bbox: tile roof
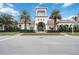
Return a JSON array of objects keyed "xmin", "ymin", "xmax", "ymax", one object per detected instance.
[
  {"xmin": 47, "ymin": 19, "xmax": 54, "ymax": 25},
  {"xmin": 18, "ymin": 19, "xmax": 74, "ymax": 25},
  {"xmin": 18, "ymin": 19, "xmax": 31, "ymax": 24},
  {"xmin": 58, "ymin": 20, "xmax": 74, "ymax": 23}
]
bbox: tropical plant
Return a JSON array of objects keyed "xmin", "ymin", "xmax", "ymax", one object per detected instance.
[
  {"xmin": 72, "ymin": 15, "xmax": 79, "ymax": 31},
  {"xmin": 49, "ymin": 10, "xmax": 62, "ymax": 26},
  {"xmin": 0, "ymin": 13, "xmax": 14, "ymax": 31},
  {"xmin": 20, "ymin": 10, "xmax": 30, "ymax": 30},
  {"xmin": 0, "ymin": 15, "xmax": 3, "ymax": 23},
  {"xmin": 13, "ymin": 20, "xmax": 18, "ymax": 28},
  {"xmin": 72, "ymin": 16, "xmax": 78, "ymax": 22}
]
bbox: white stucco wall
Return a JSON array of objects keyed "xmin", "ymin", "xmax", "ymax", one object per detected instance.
[
  {"xmin": 34, "ymin": 7, "xmax": 48, "ymax": 32},
  {"xmin": 20, "ymin": 24, "xmax": 30, "ymax": 30},
  {"xmin": 2, "ymin": 24, "xmax": 5, "ymax": 31},
  {"xmin": 36, "ymin": 8, "xmax": 47, "ymax": 16},
  {"xmin": 20, "ymin": 24, "xmax": 25, "ymax": 30},
  {"xmin": 27, "ymin": 24, "xmax": 30, "ymax": 30},
  {"xmin": 47, "ymin": 25, "xmax": 54, "ymax": 30},
  {"xmin": 34, "ymin": 16, "xmax": 48, "ymax": 32},
  {"xmin": 0, "ymin": 24, "xmax": 5, "ymax": 31}
]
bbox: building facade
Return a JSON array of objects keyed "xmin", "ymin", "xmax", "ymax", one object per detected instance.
[
  {"xmin": 0, "ymin": 23, "xmax": 5, "ymax": 31},
  {"xmin": 34, "ymin": 7, "xmax": 48, "ymax": 32},
  {"xmin": 18, "ymin": 6, "xmax": 75, "ymax": 32}
]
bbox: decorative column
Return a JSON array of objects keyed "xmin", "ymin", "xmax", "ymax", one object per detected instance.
[
  {"xmin": 46, "ymin": 24, "xmax": 48, "ymax": 32},
  {"xmin": 56, "ymin": 25, "xmax": 58, "ymax": 31},
  {"xmin": 34, "ymin": 24, "xmax": 37, "ymax": 32},
  {"xmin": 21, "ymin": 24, "xmax": 25, "ymax": 30},
  {"xmin": 2, "ymin": 24, "xmax": 5, "ymax": 31}
]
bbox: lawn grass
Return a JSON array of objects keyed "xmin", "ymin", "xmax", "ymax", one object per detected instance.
[
  {"xmin": 21, "ymin": 32, "xmax": 63, "ymax": 36},
  {"xmin": 0, "ymin": 32, "xmax": 63, "ymax": 36},
  {"xmin": 66, "ymin": 32, "xmax": 79, "ymax": 36},
  {"xmin": 0, "ymin": 32, "xmax": 18, "ymax": 36},
  {"xmin": 0, "ymin": 31, "xmax": 79, "ymax": 36}
]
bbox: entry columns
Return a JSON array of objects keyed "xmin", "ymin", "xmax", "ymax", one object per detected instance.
[
  {"xmin": 34, "ymin": 24, "xmax": 37, "ymax": 32},
  {"xmin": 46, "ymin": 24, "xmax": 48, "ymax": 32}
]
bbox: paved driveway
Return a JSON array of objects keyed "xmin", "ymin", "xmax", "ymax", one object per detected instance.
[{"xmin": 0, "ymin": 35, "xmax": 79, "ymax": 55}]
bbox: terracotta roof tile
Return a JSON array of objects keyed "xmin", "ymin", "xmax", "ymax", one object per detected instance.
[
  {"xmin": 47, "ymin": 19, "xmax": 54, "ymax": 25},
  {"xmin": 19, "ymin": 19, "xmax": 31, "ymax": 24},
  {"xmin": 29, "ymin": 21, "xmax": 35, "ymax": 25},
  {"xmin": 58, "ymin": 20, "xmax": 74, "ymax": 23}
]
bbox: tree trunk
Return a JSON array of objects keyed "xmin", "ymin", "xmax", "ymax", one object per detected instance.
[
  {"xmin": 24, "ymin": 19, "xmax": 27, "ymax": 30},
  {"xmin": 54, "ymin": 19, "xmax": 57, "ymax": 30},
  {"xmin": 4, "ymin": 24, "xmax": 7, "ymax": 31}
]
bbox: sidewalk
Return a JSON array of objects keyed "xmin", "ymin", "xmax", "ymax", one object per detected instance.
[{"xmin": 60, "ymin": 33, "xmax": 71, "ymax": 36}]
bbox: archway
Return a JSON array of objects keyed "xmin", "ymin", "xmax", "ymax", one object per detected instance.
[{"xmin": 37, "ymin": 22, "xmax": 45, "ymax": 31}]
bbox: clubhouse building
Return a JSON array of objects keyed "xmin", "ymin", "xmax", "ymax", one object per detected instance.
[{"xmin": 18, "ymin": 6, "xmax": 75, "ymax": 32}]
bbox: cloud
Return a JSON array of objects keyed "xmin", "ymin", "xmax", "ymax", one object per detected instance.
[
  {"xmin": 6, "ymin": 3, "xmax": 14, "ymax": 8},
  {"xmin": 0, "ymin": 3, "xmax": 4, "ymax": 8},
  {"xmin": 68, "ymin": 15, "xmax": 75, "ymax": 19},
  {"xmin": 62, "ymin": 3, "xmax": 73, "ymax": 7},
  {"xmin": 0, "ymin": 7, "xmax": 19, "ymax": 16},
  {"xmin": 62, "ymin": 15, "xmax": 75, "ymax": 20},
  {"xmin": 0, "ymin": 3, "xmax": 19, "ymax": 17}
]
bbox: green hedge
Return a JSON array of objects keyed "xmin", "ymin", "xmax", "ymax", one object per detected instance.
[
  {"xmin": 20, "ymin": 30, "xmax": 35, "ymax": 33},
  {"xmin": 47, "ymin": 30, "xmax": 60, "ymax": 33},
  {"xmin": 3, "ymin": 27, "xmax": 20, "ymax": 32}
]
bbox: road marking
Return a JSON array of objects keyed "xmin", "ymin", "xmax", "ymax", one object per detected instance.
[{"xmin": 0, "ymin": 36, "xmax": 18, "ymax": 42}]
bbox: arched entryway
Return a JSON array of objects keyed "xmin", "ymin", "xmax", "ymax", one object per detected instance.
[{"xmin": 37, "ymin": 22, "xmax": 45, "ymax": 32}]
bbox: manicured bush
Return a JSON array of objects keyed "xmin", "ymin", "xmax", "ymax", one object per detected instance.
[
  {"xmin": 73, "ymin": 25, "xmax": 79, "ymax": 32},
  {"xmin": 20, "ymin": 30, "xmax": 35, "ymax": 33},
  {"xmin": 58, "ymin": 25, "xmax": 72, "ymax": 32},
  {"xmin": 47, "ymin": 30, "xmax": 59, "ymax": 33},
  {"xmin": 3, "ymin": 27, "xmax": 20, "ymax": 32},
  {"xmin": 26, "ymin": 30, "xmax": 35, "ymax": 33}
]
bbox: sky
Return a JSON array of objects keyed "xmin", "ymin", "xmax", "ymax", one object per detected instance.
[{"xmin": 0, "ymin": 3, "xmax": 79, "ymax": 20}]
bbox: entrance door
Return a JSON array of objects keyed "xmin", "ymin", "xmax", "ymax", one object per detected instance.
[{"xmin": 37, "ymin": 22, "xmax": 45, "ymax": 31}]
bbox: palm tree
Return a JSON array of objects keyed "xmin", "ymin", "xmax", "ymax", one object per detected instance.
[
  {"xmin": 0, "ymin": 15, "xmax": 4, "ymax": 30},
  {"xmin": 0, "ymin": 15, "xmax": 4, "ymax": 23},
  {"xmin": 20, "ymin": 10, "xmax": 30, "ymax": 30},
  {"xmin": 72, "ymin": 16, "xmax": 78, "ymax": 22},
  {"xmin": 72, "ymin": 15, "xmax": 79, "ymax": 32},
  {"xmin": 1, "ymin": 13, "xmax": 13, "ymax": 30},
  {"xmin": 49, "ymin": 10, "xmax": 62, "ymax": 28},
  {"xmin": 13, "ymin": 20, "xmax": 18, "ymax": 30}
]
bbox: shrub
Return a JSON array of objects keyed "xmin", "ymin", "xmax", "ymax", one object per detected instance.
[
  {"xmin": 20, "ymin": 30, "xmax": 35, "ymax": 33},
  {"xmin": 3, "ymin": 27, "xmax": 20, "ymax": 32},
  {"xmin": 47, "ymin": 30, "xmax": 59, "ymax": 33}
]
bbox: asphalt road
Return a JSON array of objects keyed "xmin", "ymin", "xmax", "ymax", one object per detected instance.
[{"xmin": 0, "ymin": 35, "xmax": 79, "ymax": 55}]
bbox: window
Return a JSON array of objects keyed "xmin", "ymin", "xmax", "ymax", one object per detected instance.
[
  {"xmin": 37, "ymin": 11, "xmax": 45, "ymax": 13},
  {"xmin": 39, "ymin": 19, "xmax": 42, "ymax": 21},
  {"xmin": 37, "ymin": 11, "xmax": 45, "ymax": 16},
  {"xmin": 38, "ymin": 19, "xmax": 39, "ymax": 21},
  {"xmin": 19, "ymin": 24, "xmax": 21, "ymax": 28}
]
